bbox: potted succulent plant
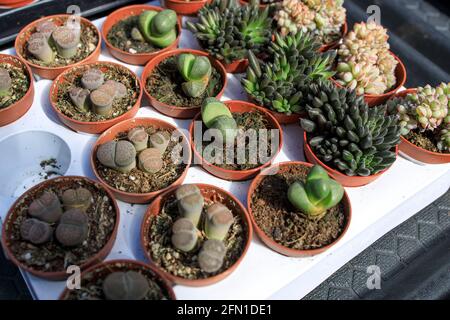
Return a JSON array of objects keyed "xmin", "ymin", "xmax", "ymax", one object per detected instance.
[
  {"xmin": 273, "ymin": 0, "xmax": 347, "ymax": 51},
  {"xmin": 242, "ymin": 32, "xmax": 336, "ymax": 124},
  {"xmin": 239, "ymin": 0, "xmax": 282, "ymax": 9},
  {"xmin": 59, "ymin": 259, "xmax": 176, "ymax": 300},
  {"xmin": 187, "ymin": 0, "xmax": 272, "ymax": 73},
  {"xmin": 332, "ymin": 21, "xmax": 406, "ymax": 106},
  {"xmin": 247, "ymin": 162, "xmax": 351, "ymax": 256},
  {"xmin": 1, "ymin": 176, "xmax": 120, "ymax": 280},
  {"xmin": 0, "ymin": 54, "xmax": 34, "ymax": 127},
  {"xmin": 102, "ymin": 5, "xmax": 182, "ymax": 65},
  {"xmin": 189, "ymin": 99, "xmax": 283, "ymax": 180},
  {"xmin": 91, "ymin": 117, "xmax": 191, "ymax": 204},
  {"xmin": 15, "ymin": 14, "xmax": 101, "ymax": 80},
  {"xmin": 385, "ymin": 84, "xmax": 450, "ymax": 164},
  {"xmin": 142, "ymin": 49, "xmax": 227, "ymax": 119},
  {"xmin": 301, "ymin": 81, "xmax": 401, "ymax": 187},
  {"xmin": 49, "ymin": 61, "xmax": 142, "ymax": 134},
  {"xmin": 164, "ymin": 0, "xmax": 211, "ymax": 15},
  {"xmin": 140, "ymin": 183, "xmax": 252, "ymax": 286}
]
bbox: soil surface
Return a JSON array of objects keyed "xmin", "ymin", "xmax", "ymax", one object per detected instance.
[
  {"xmin": 250, "ymin": 164, "xmax": 347, "ymax": 250},
  {"xmin": 5, "ymin": 179, "xmax": 117, "ymax": 273},
  {"xmin": 0, "ymin": 62, "xmax": 30, "ymax": 109},
  {"xmin": 405, "ymin": 130, "xmax": 447, "ymax": 153},
  {"xmin": 146, "ymin": 56, "xmax": 223, "ymax": 108}
]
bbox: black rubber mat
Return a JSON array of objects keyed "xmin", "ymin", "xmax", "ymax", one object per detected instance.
[{"xmin": 0, "ymin": 247, "xmax": 32, "ymax": 300}]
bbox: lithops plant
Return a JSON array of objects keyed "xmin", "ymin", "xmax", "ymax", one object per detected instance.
[
  {"xmin": 27, "ymin": 33, "xmax": 55, "ymax": 63},
  {"xmin": 28, "ymin": 191, "xmax": 63, "ymax": 223},
  {"xmin": 35, "ymin": 20, "xmax": 57, "ymax": 40},
  {"xmin": 20, "ymin": 218, "xmax": 53, "ymax": 245},
  {"xmin": 176, "ymin": 184, "xmax": 204, "ymax": 226},
  {"xmin": 0, "ymin": 68, "xmax": 11, "ymax": 98},
  {"xmin": 138, "ymin": 148, "xmax": 163, "ymax": 174},
  {"xmin": 62, "ymin": 188, "xmax": 93, "ymax": 212},
  {"xmin": 171, "ymin": 218, "xmax": 198, "ymax": 252},
  {"xmin": 288, "ymin": 165, "xmax": 344, "ymax": 219},
  {"xmin": 137, "ymin": 9, "xmax": 178, "ymax": 48},
  {"xmin": 69, "ymin": 87, "xmax": 90, "ymax": 113},
  {"xmin": 52, "ymin": 26, "xmax": 80, "ymax": 59},
  {"xmin": 55, "ymin": 208, "xmax": 89, "ymax": 247},
  {"xmin": 81, "ymin": 69, "xmax": 105, "ymax": 90},
  {"xmin": 205, "ymin": 203, "xmax": 234, "ymax": 240},
  {"xmin": 198, "ymin": 239, "xmax": 226, "ymax": 273},
  {"xmin": 97, "ymin": 140, "xmax": 137, "ymax": 173},
  {"xmin": 201, "ymin": 98, "xmax": 237, "ymax": 142},
  {"xmin": 177, "ymin": 53, "xmax": 212, "ymax": 98},
  {"xmin": 128, "ymin": 127, "xmax": 149, "ymax": 152},
  {"xmin": 90, "ymin": 89, "xmax": 114, "ymax": 116},
  {"xmin": 102, "ymin": 271, "xmax": 150, "ymax": 300},
  {"xmin": 149, "ymin": 131, "xmax": 171, "ymax": 154}
]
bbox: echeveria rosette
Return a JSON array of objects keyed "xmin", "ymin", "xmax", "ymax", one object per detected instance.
[
  {"xmin": 177, "ymin": 53, "xmax": 212, "ymax": 98},
  {"xmin": 138, "ymin": 9, "xmax": 178, "ymax": 48}
]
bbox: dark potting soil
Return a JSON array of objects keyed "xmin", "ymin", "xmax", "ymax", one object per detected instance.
[
  {"xmin": 250, "ymin": 164, "xmax": 346, "ymax": 250},
  {"xmin": 64, "ymin": 262, "xmax": 172, "ymax": 300},
  {"xmin": 54, "ymin": 63, "xmax": 140, "ymax": 122},
  {"xmin": 0, "ymin": 62, "xmax": 30, "ymax": 109},
  {"xmin": 405, "ymin": 130, "xmax": 448, "ymax": 153},
  {"xmin": 146, "ymin": 56, "xmax": 224, "ymax": 108},
  {"xmin": 145, "ymin": 193, "xmax": 247, "ymax": 280},
  {"xmin": 197, "ymin": 111, "xmax": 277, "ymax": 171},
  {"xmin": 5, "ymin": 179, "xmax": 117, "ymax": 273},
  {"xmin": 95, "ymin": 126, "xmax": 187, "ymax": 194}
]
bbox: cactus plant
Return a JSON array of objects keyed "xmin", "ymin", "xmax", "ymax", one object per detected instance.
[
  {"xmin": 171, "ymin": 218, "xmax": 198, "ymax": 252},
  {"xmin": 300, "ymin": 81, "xmax": 401, "ymax": 176},
  {"xmin": 201, "ymin": 98, "xmax": 237, "ymax": 142},
  {"xmin": 137, "ymin": 10, "xmax": 178, "ymax": 48},
  {"xmin": 81, "ymin": 69, "xmax": 105, "ymax": 90},
  {"xmin": 62, "ymin": 188, "xmax": 93, "ymax": 212},
  {"xmin": 97, "ymin": 140, "xmax": 137, "ymax": 173},
  {"xmin": 69, "ymin": 87, "xmax": 90, "ymax": 113},
  {"xmin": 52, "ymin": 26, "xmax": 80, "ymax": 58},
  {"xmin": 149, "ymin": 131, "xmax": 171, "ymax": 154},
  {"xmin": 0, "ymin": 68, "xmax": 11, "ymax": 98},
  {"xmin": 28, "ymin": 191, "xmax": 62, "ymax": 223},
  {"xmin": 128, "ymin": 127, "xmax": 149, "ymax": 152},
  {"xmin": 102, "ymin": 271, "xmax": 150, "ymax": 300},
  {"xmin": 138, "ymin": 148, "xmax": 163, "ymax": 174},
  {"xmin": 205, "ymin": 203, "xmax": 234, "ymax": 240},
  {"xmin": 177, "ymin": 53, "xmax": 212, "ymax": 98},
  {"xmin": 198, "ymin": 239, "xmax": 226, "ymax": 273},
  {"xmin": 55, "ymin": 208, "xmax": 89, "ymax": 247},
  {"xmin": 287, "ymin": 165, "xmax": 344, "ymax": 218},
  {"xmin": 20, "ymin": 218, "xmax": 53, "ymax": 245},
  {"xmin": 176, "ymin": 185, "xmax": 204, "ymax": 226},
  {"xmin": 27, "ymin": 33, "xmax": 55, "ymax": 63}
]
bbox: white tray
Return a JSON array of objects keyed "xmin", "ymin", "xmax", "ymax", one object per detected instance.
[{"xmin": 0, "ymin": 1, "xmax": 449, "ymax": 300}]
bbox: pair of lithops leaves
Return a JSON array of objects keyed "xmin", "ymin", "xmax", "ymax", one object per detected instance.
[
  {"xmin": 20, "ymin": 188, "xmax": 92, "ymax": 247},
  {"xmin": 102, "ymin": 270, "xmax": 153, "ymax": 300},
  {"xmin": 171, "ymin": 185, "xmax": 234, "ymax": 273},
  {"xmin": 0, "ymin": 68, "xmax": 12, "ymax": 98},
  {"xmin": 130, "ymin": 9, "xmax": 177, "ymax": 48},
  {"xmin": 177, "ymin": 53, "xmax": 212, "ymax": 98},
  {"xmin": 27, "ymin": 19, "xmax": 82, "ymax": 63},
  {"xmin": 201, "ymin": 98, "xmax": 238, "ymax": 142},
  {"xmin": 97, "ymin": 127, "xmax": 171, "ymax": 174},
  {"xmin": 287, "ymin": 165, "xmax": 344, "ymax": 219},
  {"xmin": 69, "ymin": 68, "xmax": 127, "ymax": 116}
]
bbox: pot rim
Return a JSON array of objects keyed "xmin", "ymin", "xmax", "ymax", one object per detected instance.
[{"xmin": 166, "ymin": 0, "xmax": 208, "ymax": 3}]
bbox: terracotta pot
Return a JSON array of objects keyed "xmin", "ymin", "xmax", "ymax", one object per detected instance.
[
  {"xmin": 141, "ymin": 183, "xmax": 252, "ymax": 286},
  {"xmin": 15, "ymin": 15, "xmax": 101, "ymax": 80},
  {"xmin": 393, "ymin": 89, "xmax": 450, "ymax": 164},
  {"xmin": 142, "ymin": 48, "xmax": 227, "ymax": 119},
  {"xmin": 223, "ymin": 58, "xmax": 249, "ymax": 74},
  {"xmin": 189, "ymin": 100, "xmax": 283, "ymax": 181},
  {"xmin": 102, "ymin": 5, "xmax": 182, "ymax": 66},
  {"xmin": 164, "ymin": 0, "xmax": 210, "ymax": 15},
  {"xmin": 0, "ymin": 0, "xmax": 34, "ymax": 7},
  {"xmin": 1, "ymin": 176, "xmax": 120, "ymax": 281},
  {"xmin": 0, "ymin": 54, "xmax": 34, "ymax": 127},
  {"xmin": 91, "ymin": 117, "xmax": 192, "ymax": 204},
  {"xmin": 49, "ymin": 61, "xmax": 143, "ymax": 134},
  {"xmin": 247, "ymin": 161, "xmax": 352, "ymax": 257},
  {"xmin": 303, "ymin": 132, "xmax": 399, "ymax": 187},
  {"xmin": 319, "ymin": 21, "xmax": 348, "ymax": 52},
  {"xmin": 59, "ymin": 259, "xmax": 176, "ymax": 300},
  {"xmin": 332, "ymin": 51, "xmax": 407, "ymax": 107}
]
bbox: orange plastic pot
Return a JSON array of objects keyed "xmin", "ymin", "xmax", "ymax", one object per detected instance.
[
  {"xmin": 1, "ymin": 176, "xmax": 120, "ymax": 281},
  {"xmin": 319, "ymin": 21, "xmax": 348, "ymax": 52},
  {"xmin": 91, "ymin": 117, "xmax": 192, "ymax": 204},
  {"xmin": 247, "ymin": 161, "xmax": 352, "ymax": 257},
  {"xmin": 246, "ymin": 93, "xmax": 304, "ymax": 125},
  {"xmin": 164, "ymin": 0, "xmax": 210, "ymax": 15},
  {"xmin": 141, "ymin": 183, "xmax": 252, "ymax": 286},
  {"xmin": 393, "ymin": 89, "xmax": 450, "ymax": 164},
  {"xmin": 50, "ymin": 61, "xmax": 142, "ymax": 134},
  {"xmin": 142, "ymin": 48, "xmax": 227, "ymax": 119},
  {"xmin": 0, "ymin": 54, "xmax": 34, "ymax": 127},
  {"xmin": 0, "ymin": 0, "xmax": 34, "ymax": 7},
  {"xmin": 189, "ymin": 100, "xmax": 283, "ymax": 181},
  {"xmin": 102, "ymin": 5, "xmax": 182, "ymax": 66},
  {"xmin": 223, "ymin": 58, "xmax": 249, "ymax": 74},
  {"xmin": 15, "ymin": 15, "xmax": 101, "ymax": 80},
  {"xmin": 59, "ymin": 259, "xmax": 176, "ymax": 300},
  {"xmin": 303, "ymin": 132, "xmax": 399, "ymax": 187}
]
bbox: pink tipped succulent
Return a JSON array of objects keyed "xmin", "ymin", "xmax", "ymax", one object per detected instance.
[
  {"xmin": 36, "ymin": 20, "xmax": 57, "ymax": 40},
  {"xmin": 81, "ymin": 69, "xmax": 105, "ymax": 90},
  {"xmin": 20, "ymin": 218, "xmax": 53, "ymax": 245},
  {"xmin": 90, "ymin": 89, "xmax": 114, "ymax": 116},
  {"xmin": 27, "ymin": 32, "xmax": 55, "ymax": 63},
  {"xmin": 138, "ymin": 148, "xmax": 163, "ymax": 174},
  {"xmin": 127, "ymin": 127, "xmax": 149, "ymax": 152},
  {"xmin": 28, "ymin": 191, "xmax": 63, "ymax": 223},
  {"xmin": 52, "ymin": 26, "xmax": 80, "ymax": 58},
  {"xmin": 55, "ymin": 208, "xmax": 89, "ymax": 247}
]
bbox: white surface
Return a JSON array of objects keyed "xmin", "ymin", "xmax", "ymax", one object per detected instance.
[{"xmin": 1, "ymin": 1, "xmax": 449, "ymax": 300}]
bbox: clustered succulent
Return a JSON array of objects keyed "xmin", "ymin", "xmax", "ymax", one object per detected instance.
[
  {"xmin": 301, "ymin": 81, "xmax": 401, "ymax": 176},
  {"xmin": 177, "ymin": 53, "xmax": 212, "ymax": 98},
  {"xmin": 386, "ymin": 83, "xmax": 450, "ymax": 153},
  {"xmin": 242, "ymin": 31, "xmax": 335, "ymax": 114},
  {"xmin": 186, "ymin": 0, "xmax": 272, "ymax": 64},
  {"xmin": 131, "ymin": 9, "xmax": 178, "ymax": 48},
  {"xmin": 102, "ymin": 271, "xmax": 150, "ymax": 300},
  {"xmin": 335, "ymin": 22, "xmax": 398, "ymax": 95},
  {"xmin": 201, "ymin": 98, "xmax": 237, "ymax": 141},
  {"xmin": 274, "ymin": 0, "xmax": 346, "ymax": 45},
  {"xmin": 171, "ymin": 185, "xmax": 234, "ymax": 273}
]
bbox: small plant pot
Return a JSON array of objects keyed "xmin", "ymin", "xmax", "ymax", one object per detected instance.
[
  {"xmin": 319, "ymin": 21, "xmax": 348, "ymax": 52},
  {"xmin": 141, "ymin": 183, "xmax": 252, "ymax": 287},
  {"xmin": 1, "ymin": 176, "xmax": 120, "ymax": 281},
  {"xmin": 102, "ymin": 5, "xmax": 182, "ymax": 66},
  {"xmin": 49, "ymin": 61, "xmax": 143, "ymax": 134},
  {"xmin": 189, "ymin": 100, "xmax": 283, "ymax": 181},
  {"xmin": 247, "ymin": 161, "xmax": 352, "ymax": 257},
  {"xmin": 303, "ymin": 132, "xmax": 398, "ymax": 187},
  {"xmin": 223, "ymin": 58, "xmax": 249, "ymax": 74},
  {"xmin": 91, "ymin": 117, "xmax": 192, "ymax": 204},
  {"xmin": 142, "ymin": 48, "xmax": 227, "ymax": 119},
  {"xmin": 393, "ymin": 89, "xmax": 450, "ymax": 164},
  {"xmin": 0, "ymin": 0, "xmax": 34, "ymax": 8},
  {"xmin": 164, "ymin": 0, "xmax": 210, "ymax": 15},
  {"xmin": 15, "ymin": 15, "xmax": 101, "ymax": 80},
  {"xmin": 59, "ymin": 259, "xmax": 176, "ymax": 300},
  {"xmin": 0, "ymin": 54, "xmax": 34, "ymax": 127}
]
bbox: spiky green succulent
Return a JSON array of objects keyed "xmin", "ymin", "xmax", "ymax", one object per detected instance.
[
  {"xmin": 301, "ymin": 81, "xmax": 401, "ymax": 176},
  {"xmin": 186, "ymin": 0, "xmax": 272, "ymax": 64},
  {"xmin": 241, "ymin": 31, "xmax": 335, "ymax": 114}
]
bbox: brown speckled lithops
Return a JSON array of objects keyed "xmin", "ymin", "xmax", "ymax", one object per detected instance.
[
  {"xmin": 0, "ymin": 68, "xmax": 11, "ymax": 97},
  {"xmin": 171, "ymin": 218, "xmax": 198, "ymax": 252},
  {"xmin": 198, "ymin": 239, "xmax": 226, "ymax": 273},
  {"xmin": 28, "ymin": 191, "xmax": 62, "ymax": 223},
  {"xmin": 69, "ymin": 87, "xmax": 90, "ymax": 113},
  {"xmin": 138, "ymin": 148, "xmax": 163, "ymax": 174},
  {"xmin": 97, "ymin": 140, "xmax": 137, "ymax": 173},
  {"xmin": 102, "ymin": 271, "xmax": 149, "ymax": 300},
  {"xmin": 128, "ymin": 127, "xmax": 149, "ymax": 152},
  {"xmin": 62, "ymin": 188, "xmax": 93, "ymax": 212},
  {"xmin": 20, "ymin": 218, "xmax": 53, "ymax": 245},
  {"xmin": 176, "ymin": 185, "xmax": 204, "ymax": 226},
  {"xmin": 205, "ymin": 203, "xmax": 234, "ymax": 241},
  {"xmin": 27, "ymin": 33, "xmax": 54, "ymax": 63},
  {"xmin": 55, "ymin": 208, "xmax": 88, "ymax": 247},
  {"xmin": 90, "ymin": 89, "xmax": 114, "ymax": 116},
  {"xmin": 81, "ymin": 69, "xmax": 104, "ymax": 90},
  {"xmin": 52, "ymin": 26, "xmax": 79, "ymax": 58},
  {"xmin": 36, "ymin": 20, "xmax": 57, "ymax": 40}
]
